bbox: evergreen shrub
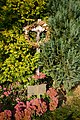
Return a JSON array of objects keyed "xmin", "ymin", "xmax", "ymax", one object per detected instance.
[
  {"xmin": 0, "ymin": 0, "xmax": 48, "ymax": 84},
  {"xmin": 40, "ymin": 0, "xmax": 80, "ymax": 91}
]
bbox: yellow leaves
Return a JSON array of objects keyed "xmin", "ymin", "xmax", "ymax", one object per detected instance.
[
  {"xmin": 0, "ymin": 0, "xmax": 48, "ymax": 84},
  {"xmin": 2, "ymin": 6, "xmax": 8, "ymax": 11},
  {"xmin": 0, "ymin": 41, "xmax": 4, "ymax": 49},
  {"xmin": 2, "ymin": 30, "xmax": 9, "ymax": 37},
  {"xmin": 2, "ymin": 29, "xmax": 15, "ymax": 39}
]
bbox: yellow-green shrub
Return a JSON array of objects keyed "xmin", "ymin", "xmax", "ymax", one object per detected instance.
[{"xmin": 0, "ymin": 0, "xmax": 47, "ymax": 83}]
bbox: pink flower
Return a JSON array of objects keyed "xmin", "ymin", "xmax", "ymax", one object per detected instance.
[
  {"xmin": 29, "ymin": 98, "xmax": 47, "ymax": 115},
  {"xmin": 30, "ymin": 105, "xmax": 36, "ymax": 111},
  {"xmin": 51, "ymin": 96, "xmax": 58, "ymax": 104},
  {"xmin": 30, "ymin": 98, "xmax": 39, "ymax": 106},
  {"xmin": 46, "ymin": 87, "xmax": 58, "ymax": 111},
  {"xmin": 3, "ymin": 92, "xmax": 8, "ymax": 97},
  {"xmin": 7, "ymin": 91, "xmax": 11, "ymax": 95},
  {"xmin": 14, "ymin": 102, "xmax": 26, "ymax": 111},
  {"xmin": 49, "ymin": 96, "xmax": 58, "ymax": 111},
  {"xmin": 15, "ymin": 110, "xmax": 22, "ymax": 120},
  {"xmin": 40, "ymin": 101, "xmax": 47, "ymax": 114},
  {"xmin": 3, "ymin": 88, "xmax": 6, "ymax": 91},
  {"xmin": 4, "ymin": 110, "xmax": 12, "ymax": 117},
  {"xmin": 26, "ymin": 101, "xmax": 30, "ymax": 109},
  {"xmin": 49, "ymin": 99, "xmax": 58, "ymax": 111},
  {"xmin": 46, "ymin": 87, "xmax": 57, "ymax": 98}
]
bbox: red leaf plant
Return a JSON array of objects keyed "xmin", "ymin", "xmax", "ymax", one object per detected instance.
[
  {"xmin": 49, "ymin": 97, "xmax": 58, "ymax": 111},
  {"xmin": 14, "ymin": 102, "xmax": 26, "ymax": 120},
  {"xmin": 0, "ymin": 110, "xmax": 12, "ymax": 120},
  {"xmin": 14, "ymin": 98, "xmax": 47, "ymax": 120},
  {"xmin": 46, "ymin": 87, "xmax": 57, "ymax": 98},
  {"xmin": 29, "ymin": 98, "xmax": 47, "ymax": 116},
  {"xmin": 0, "ymin": 87, "xmax": 58, "ymax": 120},
  {"xmin": 24, "ymin": 108, "xmax": 32, "ymax": 120},
  {"xmin": 46, "ymin": 87, "xmax": 58, "ymax": 111},
  {"xmin": 32, "ymin": 72, "xmax": 46, "ymax": 80}
]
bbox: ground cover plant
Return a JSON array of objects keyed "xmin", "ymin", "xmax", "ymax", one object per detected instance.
[
  {"xmin": 34, "ymin": 88, "xmax": 80, "ymax": 120},
  {"xmin": 0, "ymin": 85, "xmax": 58, "ymax": 120}
]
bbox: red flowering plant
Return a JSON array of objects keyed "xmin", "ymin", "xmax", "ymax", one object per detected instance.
[
  {"xmin": 0, "ymin": 87, "xmax": 58, "ymax": 120},
  {"xmin": 28, "ymin": 98, "xmax": 47, "ymax": 116},
  {"xmin": 31, "ymin": 72, "xmax": 46, "ymax": 85},
  {"xmin": 0, "ymin": 82, "xmax": 27, "ymax": 111},
  {"xmin": 0, "ymin": 110, "xmax": 12, "ymax": 120},
  {"xmin": 14, "ymin": 102, "xmax": 26, "ymax": 120},
  {"xmin": 14, "ymin": 98, "xmax": 47, "ymax": 120},
  {"xmin": 26, "ymin": 87, "xmax": 58, "ymax": 116},
  {"xmin": 32, "ymin": 72, "xmax": 46, "ymax": 80},
  {"xmin": 0, "ymin": 85, "xmax": 14, "ymax": 111},
  {"xmin": 46, "ymin": 87, "xmax": 58, "ymax": 111}
]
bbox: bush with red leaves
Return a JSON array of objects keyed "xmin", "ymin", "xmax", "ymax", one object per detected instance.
[
  {"xmin": 46, "ymin": 87, "xmax": 58, "ymax": 111},
  {"xmin": 32, "ymin": 72, "xmax": 46, "ymax": 80},
  {"xmin": 0, "ymin": 87, "xmax": 58, "ymax": 120}
]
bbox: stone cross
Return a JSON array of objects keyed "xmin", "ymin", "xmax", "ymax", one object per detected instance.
[{"xmin": 23, "ymin": 19, "xmax": 48, "ymax": 76}]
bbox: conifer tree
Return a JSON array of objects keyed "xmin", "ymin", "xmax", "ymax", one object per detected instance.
[{"xmin": 40, "ymin": 0, "xmax": 80, "ymax": 91}]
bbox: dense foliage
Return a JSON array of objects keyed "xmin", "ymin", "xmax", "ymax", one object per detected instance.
[
  {"xmin": 35, "ymin": 96, "xmax": 80, "ymax": 120},
  {"xmin": 0, "ymin": 85, "xmax": 58, "ymax": 120},
  {"xmin": 0, "ymin": 0, "xmax": 48, "ymax": 83},
  {"xmin": 40, "ymin": 0, "xmax": 80, "ymax": 91},
  {"xmin": 0, "ymin": 0, "xmax": 80, "ymax": 119}
]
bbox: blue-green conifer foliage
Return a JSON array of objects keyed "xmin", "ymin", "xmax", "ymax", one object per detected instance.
[{"xmin": 40, "ymin": 0, "xmax": 80, "ymax": 91}]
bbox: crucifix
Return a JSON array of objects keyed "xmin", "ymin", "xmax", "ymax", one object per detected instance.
[
  {"xmin": 23, "ymin": 19, "xmax": 48, "ymax": 76},
  {"xmin": 31, "ymin": 19, "xmax": 46, "ymax": 76},
  {"xmin": 23, "ymin": 19, "xmax": 49, "ymax": 96}
]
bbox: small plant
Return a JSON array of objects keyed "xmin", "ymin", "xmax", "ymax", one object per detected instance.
[
  {"xmin": 32, "ymin": 72, "xmax": 46, "ymax": 81},
  {"xmin": 14, "ymin": 98, "xmax": 47, "ymax": 120},
  {"xmin": 0, "ymin": 110, "xmax": 12, "ymax": 120},
  {"xmin": 0, "ymin": 87, "xmax": 58, "ymax": 120},
  {"xmin": 0, "ymin": 82, "xmax": 27, "ymax": 111},
  {"xmin": 46, "ymin": 87, "xmax": 58, "ymax": 111}
]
